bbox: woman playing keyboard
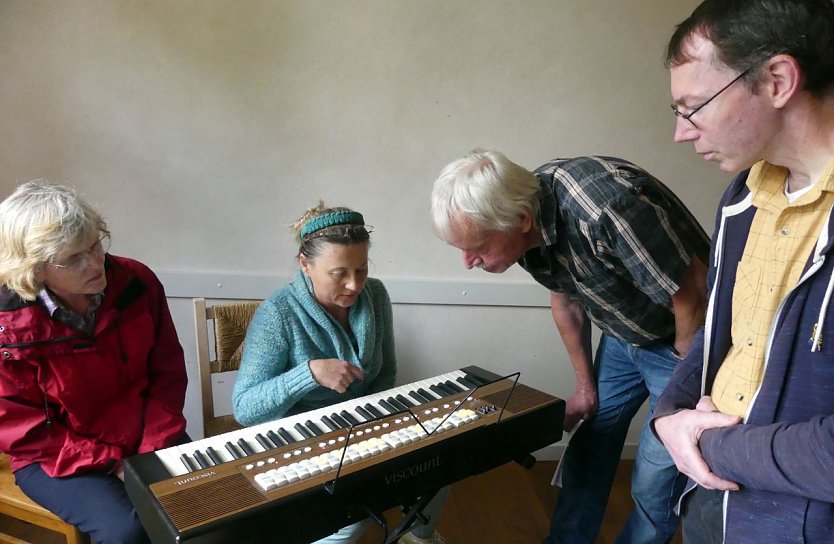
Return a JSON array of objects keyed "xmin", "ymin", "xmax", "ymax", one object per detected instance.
[{"xmin": 233, "ymin": 202, "xmax": 445, "ymax": 544}]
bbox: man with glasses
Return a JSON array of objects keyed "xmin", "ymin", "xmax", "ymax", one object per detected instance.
[
  {"xmin": 653, "ymin": 0, "xmax": 834, "ymax": 542},
  {"xmin": 431, "ymin": 150, "xmax": 710, "ymax": 544}
]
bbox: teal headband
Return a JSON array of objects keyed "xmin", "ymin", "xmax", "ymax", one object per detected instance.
[{"xmin": 300, "ymin": 210, "xmax": 365, "ymax": 239}]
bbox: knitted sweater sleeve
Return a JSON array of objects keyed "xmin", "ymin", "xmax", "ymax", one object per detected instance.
[{"xmin": 232, "ymin": 298, "xmax": 319, "ymax": 426}]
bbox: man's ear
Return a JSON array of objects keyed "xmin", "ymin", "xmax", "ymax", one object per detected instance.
[
  {"xmin": 519, "ymin": 209, "xmax": 534, "ymax": 233},
  {"xmin": 764, "ymin": 54, "xmax": 802, "ymax": 109}
]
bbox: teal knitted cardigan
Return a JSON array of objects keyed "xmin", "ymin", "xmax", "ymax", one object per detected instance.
[{"xmin": 232, "ymin": 269, "xmax": 397, "ymax": 426}]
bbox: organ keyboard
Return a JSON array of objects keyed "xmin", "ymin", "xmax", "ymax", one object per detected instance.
[{"xmin": 125, "ymin": 366, "xmax": 565, "ymax": 544}]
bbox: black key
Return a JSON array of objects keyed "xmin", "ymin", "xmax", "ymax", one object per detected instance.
[
  {"xmin": 340, "ymin": 410, "xmax": 360, "ymax": 426},
  {"xmin": 305, "ymin": 420, "xmax": 325, "ymax": 436},
  {"xmin": 465, "ymin": 374, "xmax": 489, "ymax": 387},
  {"xmin": 237, "ymin": 438, "xmax": 256, "ymax": 456},
  {"xmin": 321, "ymin": 415, "xmax": 340, "ymax": 432},
  {"xmin": 180, "ymin": 453, "xmax": 199, "ymax": 472},
  {"xmin": 224, "ymin": 442, "xmax": 243, "ymax": 460},
  {"xmin": 364, "ymin": 403, "xmax": 384, "ymax": 418},
  {"xmin": 267, "ymin": 430, "xmax": 287, "ymax": 447},
  {"xmin": 331, "ymin": 412, "xmax": 350, "ymax": 428},
  {"xmin": 438, "ymin": 382, "xmax": 458, "ymax": 395},
  {"xmin": 418, "ymin": 388, "xmax": 438, "ymax": 401},
  {"xmin": 294, "ymin": 422, "xmax": 314, "ymax": 440},
  {"xmin": 379, "ymin": 398, "xmax": 399, "ymax": 414},
  {"xmin": 387, "ymin": 396, "xmax": 408, "ymax": 412},
  {"xmin": 277, "ymin": 427, "xmax": 296, "ymax": 444},
  {"xmin": 444, "ymin": 380, "xmax": 465, "ymax": 393},
  {"xmin": 409, "ymin": 390, "xmax": 430, "ymax": 404},
  {"xmin": 255, "ymin": 433, "xmax": 275, "ymax": 450},
  {"xmin": 355, "ymin": 405, "xmax": 374, "ymax": 421},
  {"xmin": 206, "ymin": 446, "xmax": 224, "ymax": 465},
  {"xmin": 395, "ymin": 394, "xmax": 415, "ymax": 408},
  {"xmin": 457, "ymin": 376, "xmax": 479, "ymax": 389},
  {"xmin": 193, "ymin": 450, "xmax": 211, "ymax": 469},
  {"xmin": 431, "ymin": 384, "xmax": 452, "ymax": 397}
]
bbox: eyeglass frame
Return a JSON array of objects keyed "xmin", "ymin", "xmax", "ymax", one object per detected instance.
[
  {"xmin": 47, "ymin": 233, "xmax": 111, "ymax": 272},
  {"xmin": 671, "ymin": 68, "xmax": 751, "ymax": 127}
]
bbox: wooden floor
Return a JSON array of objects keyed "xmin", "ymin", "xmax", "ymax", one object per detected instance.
[
  {"xmin": 356, "ymin": 460, "xmax": 683, "ymax": 544},
  {"xmin": 0, "ymin": 461, "xmax": 682, "ymax": 544}
]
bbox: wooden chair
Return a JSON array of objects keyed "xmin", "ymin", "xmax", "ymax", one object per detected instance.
[
  {"xmin": 193, "ymin": 297, "xmax": 261, "ymax": 438},
  {"xmin": 0, "ymin": 453, "xmax": 90, "ymax": 544}
]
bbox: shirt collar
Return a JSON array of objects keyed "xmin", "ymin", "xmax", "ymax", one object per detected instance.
[
  {"xmin": 536, "ymin": 177, "xmax": 559, "ymax": 248},
  {"xmin": 37, "ymin": 288, "xmax": 104, "ymax": 326},
  {"xmin": 38, "ymin": 288, "xmax": 62, "ymax": 317},
  {"xmin": 748, "ymin": 157, "xmax": 834, "ymax": 210}
]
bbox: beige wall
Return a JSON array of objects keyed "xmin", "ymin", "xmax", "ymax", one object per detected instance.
[{"xmin": 0, "ymin": 0, "xmax": 719, "ymax": 454}]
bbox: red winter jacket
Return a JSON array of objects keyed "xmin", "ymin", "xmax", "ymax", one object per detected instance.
[{"xmin": 0, "ymin": 255, "xmax": 187, "ymax": 477}]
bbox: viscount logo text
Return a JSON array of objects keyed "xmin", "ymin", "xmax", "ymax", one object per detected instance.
[
  {"xmin": 175, "ymin": 471, "xmax": 216, "ymax": 486},
  {"xmin": 384, "ymin": 456, "xmax": 441, "ymax": 485}
]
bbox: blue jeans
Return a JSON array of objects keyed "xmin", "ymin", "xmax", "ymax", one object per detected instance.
[
  {"xmin": 313, "ymin": 486, "xmax": 449, "ymax": 543},
  {"xmin": 311, "ymin": 519, "xmax": 373, "ymax": 544},
  {"xmin": 544, "ymin": 334, "xmax": 685, "ymax": 544}
]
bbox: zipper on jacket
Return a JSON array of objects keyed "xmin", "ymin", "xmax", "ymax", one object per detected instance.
[
  {"xmin": 41, "ymin": 391, "xmax": 51, "ymax": 429},
  {"xmin": 1, "ymin": 334, "xmax": 89, "ymax": 350},
  {"xmin": 702, "ymin": 191, "xmax": 754, "ymax": 395}
]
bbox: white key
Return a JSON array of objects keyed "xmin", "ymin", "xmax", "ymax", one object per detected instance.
[{"xmin": 254, "ymin": 473, "xmax": 277, "ymax": 491}]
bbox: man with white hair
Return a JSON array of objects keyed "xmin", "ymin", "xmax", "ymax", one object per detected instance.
[{"xmin": 431, "ymin": 151, "xmax": 709, "ymax": 544}]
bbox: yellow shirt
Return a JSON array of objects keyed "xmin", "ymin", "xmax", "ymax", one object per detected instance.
[{"xmin": 713, "ymin": 159, "xmax": 834, "ymax": 417}]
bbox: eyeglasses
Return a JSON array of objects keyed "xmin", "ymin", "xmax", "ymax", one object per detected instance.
[
  {"xmin": 302, "ymin": 225, "xmax": 374, "ymax": 242},
  {"xmin": 671, "ymin": 68, "xmax": 750, "ymax": 127},
  {"xmin": 48, "ymin": 234, "xmax": 110, "ymax": 272}
]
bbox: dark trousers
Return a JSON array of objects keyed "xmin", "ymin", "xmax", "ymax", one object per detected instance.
[
  {"xmin": 681, "ymin": 486, "xmax": 724, "ymax": 544},
  {"xmin": 13, "ymin": 434, "xmax": 188, "ymax": 544},
  {"xmin": 14, "ymin": 462, "xmax": 149, "ymax": 544}
]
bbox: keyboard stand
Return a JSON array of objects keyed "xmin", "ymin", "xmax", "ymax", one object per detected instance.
[{"xmin": 379, "ymin": 487, "xmax": 441, "ymax": 544}]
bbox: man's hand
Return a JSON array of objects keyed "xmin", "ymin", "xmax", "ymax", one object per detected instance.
[
  {"xmin": 654, "ymin": 396, "xmax": 741, "ymax": 490},
  {"xmin": 309, "ymin": 359, "xmax": 365, "ymax": 393},
  {"xmin": 564, "ymin": 385, "xmax": 598, "ymax": 431}
]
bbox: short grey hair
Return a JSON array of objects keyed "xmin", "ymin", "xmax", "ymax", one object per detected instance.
[
  {"xmin": 0, "ymin": 180, "xmax": 108, "ymax": 300},
  {"xmin": 430, "ymin": 149, "xmax": 540, "ymax": 241}
]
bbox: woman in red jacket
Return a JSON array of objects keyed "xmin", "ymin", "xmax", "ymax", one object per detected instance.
[{"xmin": 0, "ymin": 181, "xmax": 188, "ymax": 543}]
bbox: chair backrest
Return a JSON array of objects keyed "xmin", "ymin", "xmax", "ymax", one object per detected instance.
[{"xmin": 193, "ymin": 297, "xmax": 261, "ymax": 438}]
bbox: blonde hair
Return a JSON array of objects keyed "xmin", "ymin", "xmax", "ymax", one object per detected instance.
[
  {"xmin": 0, "ymin": 180, "xmax": 108, "ymax": 300},
  {"xmin": 430, "ymin": 149, "xmax": 540, "ymax": 241}
]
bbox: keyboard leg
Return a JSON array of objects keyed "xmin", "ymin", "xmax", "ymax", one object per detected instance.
[
  {"xmin": 383, "ymin": 488, "xmax": 440, "ymax": 544},
  {"xmin": 515, "ymin": 453, "xmax": 537, "ymax": 470}
]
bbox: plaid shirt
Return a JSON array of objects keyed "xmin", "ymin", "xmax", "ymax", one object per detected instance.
[
  {"xmin": 38, "ymin": 288, "xmax": 102, "ymax": 334},
  {"xmin": 519, "ymin": 156, "xmax": 710, "ymax": 345}
]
